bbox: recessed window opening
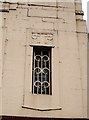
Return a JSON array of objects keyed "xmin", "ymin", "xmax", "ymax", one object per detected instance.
[{"xmin": 32, "ymin": 46, "xmax": 52, "ymax": 95}]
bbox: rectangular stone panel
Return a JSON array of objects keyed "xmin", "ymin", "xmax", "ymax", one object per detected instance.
[{"xmin": 27, "ymin": 6, "xmax": 57, "ymax": 18}]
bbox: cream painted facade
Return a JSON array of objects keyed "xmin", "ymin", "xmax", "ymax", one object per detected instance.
[
  {"xmin": 0, "ymin": 0, "xmax": 88, "ymax": 118},
  {"xmin": 88, "ymin": 34, "xmax": 89, "ymax": 118}
]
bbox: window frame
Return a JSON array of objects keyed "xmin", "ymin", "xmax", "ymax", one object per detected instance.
[{"xmin": 32, "ymin": 46, "xmax": 52, "ymax": 95}]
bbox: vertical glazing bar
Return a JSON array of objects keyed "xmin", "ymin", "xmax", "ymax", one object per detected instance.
[
  {"xmin": 37, "ymin": 60, "xmax": 39, "ymax": 94},
  {"xmin": 44, "ymin": 60, "xmax": 47, "ymax": 94},
  {"xmin": 33, "ymin": 49, "xmax": 35, "ymax": 94},
  {"xmin": 45, "ymin": 73, "xmax": 46, "ymax": 94},
  {"xmin": 37, "ymin": 74, "xmax": 38, "ymax": 94},
  {"xmin": 49, "ymin": 50, "xmax": 50, "ymax": 94},
  {"xmin": 41, "ymin": 51, "xmax": 42, "ymax": 94}
]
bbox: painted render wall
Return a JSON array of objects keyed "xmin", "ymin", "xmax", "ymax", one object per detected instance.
[
  {"xmin": 0, "ymin": 0, "xmax": 88, "ymax": 118},
  {"xmin": 87, "ymin": 33, "xmax": 89, "ymax": 118}
]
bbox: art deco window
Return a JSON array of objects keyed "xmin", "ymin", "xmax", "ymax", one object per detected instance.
[{"xmin": 32, "ymin": 46, "xmax": 52, "ymax": 95}]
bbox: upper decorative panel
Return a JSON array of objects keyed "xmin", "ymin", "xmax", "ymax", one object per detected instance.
[{"xmin": 30, "ymin": 29, "xmax": 54, "ymax": 45}]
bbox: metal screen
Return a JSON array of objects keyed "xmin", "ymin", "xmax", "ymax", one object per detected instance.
[{"xmin": 32, "ymin": 46, "xmax": 51, "ymax": 95}]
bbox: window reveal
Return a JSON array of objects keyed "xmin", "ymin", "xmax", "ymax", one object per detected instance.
[{"xmin": 32, "ymin": 46, "xmax": 52, "ymax": 95}]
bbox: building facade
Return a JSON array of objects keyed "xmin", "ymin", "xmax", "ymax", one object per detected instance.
[
  {"xmin": 0, "ymin": 0, "xmax": 88, "ymax": 119},
  {"xmin": 88, "ymin": 33, "xmax": 89, "ymax": 118},
  {"xmin": 87, "ymin": 1, "xmax": 89, "ymax": 33}
]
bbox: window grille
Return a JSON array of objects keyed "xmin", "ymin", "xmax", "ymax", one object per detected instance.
[{"xmin": 32, "ymin": 46, "xmax": 52, "ymax": 95}]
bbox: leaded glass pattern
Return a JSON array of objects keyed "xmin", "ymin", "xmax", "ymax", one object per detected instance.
[{"xmin": 32, "ymin": 46, "xmax": 52, "ymax": 95}]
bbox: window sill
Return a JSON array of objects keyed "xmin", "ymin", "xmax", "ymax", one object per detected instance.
[{"xmin": 22, "ymin": 105, "xmax": 62, "ymax": 111}]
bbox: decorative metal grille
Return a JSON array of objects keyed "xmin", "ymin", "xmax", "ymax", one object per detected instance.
[{"xmin": 32, "ymin": 47, "xmax": 52, "ymax": 95}]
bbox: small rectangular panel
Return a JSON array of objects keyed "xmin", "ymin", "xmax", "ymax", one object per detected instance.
[
  {"xmin": 28, "ymin": 6, "xmax": 57, "ymax": 18},
  {"xmin": 29, "ymin": 29, "xmax": 54, "ymax": 45}
]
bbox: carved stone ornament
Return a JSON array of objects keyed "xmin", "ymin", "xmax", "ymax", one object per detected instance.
[
  {"xmin": 31, "ymin": 32, "xmax": 40, "ymax": 39},
  {"xmin": 45, "ymin": 34, "xmax": 53, "ymax": 41},
  {"xmin": 31, "ymin": 32, "xmax": 53, "ymax": 41},
  {"xmin": 75, "ymin": 10, "xmax": 84, "ymax": 16}
]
